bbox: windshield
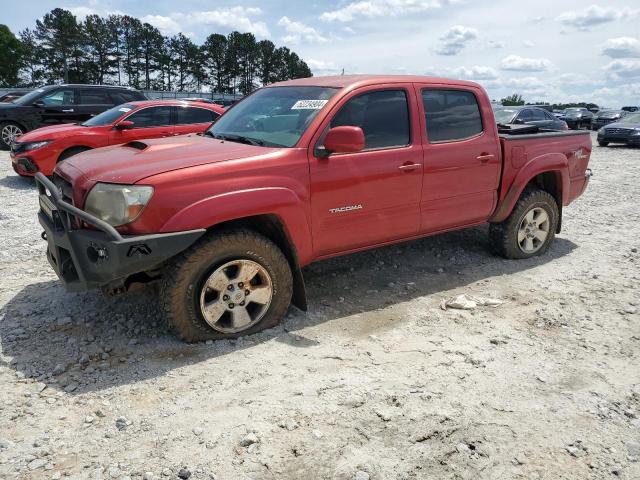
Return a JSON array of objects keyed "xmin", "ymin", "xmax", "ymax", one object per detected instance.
[
  {"xmin": 493, "ymin": 108, "xmax": 518, "ymax": 124},
  {"xmin": 82, "ymin": 104, "xmax": 134, "ymax": 126},
  {"xmin": 207, "ymin": 86, "xmax": 339, "ymax": 147},
  {"xmin": 620, "ymin": 113, "xmax": 640, "ymax": 123},
  {"xmin": 12, "ymin": 88, "xmax": 50, "ymax": 106}
]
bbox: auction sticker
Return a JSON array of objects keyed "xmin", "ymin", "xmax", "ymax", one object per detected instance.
[
  {"xmin": 291, "ymin": 100, "xmax": 328, "ymax": 110},
  {"xmin": 118, "ymin": 107, "xmax": 132, "ymax": 112}
]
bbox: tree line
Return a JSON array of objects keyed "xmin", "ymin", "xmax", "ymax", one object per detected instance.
[
  {"xmin": 500, "ymin": 93, "xmax": 598, "ymax": 110},
  {"xmin": 0, "ymin": 8, "xmax": 312, "ymax": 94}
]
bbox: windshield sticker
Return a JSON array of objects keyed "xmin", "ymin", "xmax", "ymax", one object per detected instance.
[
  {"xmin": 118, "ymin": 107, "xmax": 132, "ymax": 112},
  {"xmin": 291, "ymin": 99, "xmax": 328, "ymax": 110},
  {"xmin": 36, "ymin": 88, "xmax": 45, "ymax": 92}
]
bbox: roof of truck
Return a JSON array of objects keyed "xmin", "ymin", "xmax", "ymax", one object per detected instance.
[{"xmin": 270, "ymin": 74, "xmax": 481, "ymax": 90}]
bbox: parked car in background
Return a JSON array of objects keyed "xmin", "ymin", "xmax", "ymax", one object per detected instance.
[
  {"xmin": 591, "ymin": 110, "xmax": 627, "ymax": 130},
  {"xmin": 34, "ymin": 74, "xmax": 591, "ymax": 341},
  {"xmin": 622, "ymin": 106, "xmax": 639, "ymax": 113},
  {"xmin": 560, "ymin": 108, "xmax": 594, "ymax": 129},
  {"xmin": 552, "ymin": 109, "xmax": 564, "ymax": 118},
  {"xmin": 0, "ymin": 84, "xmax": 146, "ymax": 149},
  {"xmin": 596, "ymin": 112, "xmax": 640, "ymax": 147},
  {"xmin": 494, "ymin": 106, "xmax": 568, "ymax": 130},
  {"xmin": 11, "ymin": 100, "xmax": 224, "ymax": 176},
  {"xmin": 0, "ymin": 90, "xmax": 30, "ymax": 103}
]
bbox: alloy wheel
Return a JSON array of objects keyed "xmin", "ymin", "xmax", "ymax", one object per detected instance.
[{"xmin": 517, "ymin": 207, "xmax": 550, "ymax": 253}]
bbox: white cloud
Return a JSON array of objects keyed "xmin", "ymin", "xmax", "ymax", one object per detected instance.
[
  {"xmin": 164, "ymin": 7, "xmax": 270, "ymax": 38},
  {"xmin": 306, "ymin": 59, "xmax": 342, "ymax": 75},
  {"xmin": 601, "ymin": 37, "xmax": 640, "ymax": 59},
  {"xmin": 453, "ymin": 65, "xmax": 498, "ymax": 80},
  {"xmin": 141, "ymin": 15, "xmax": 183, "ymax": 35},
  {"xmin": 500, "ymin": 55, "xmax": 551, "ymax": 72},
  {"xmin": 488, "ymin": 40, "xmax": 505, "ymax": 49},
  {"xmin": 435, "ymin": 25, "xmax": 478, "ymax": 56},
  {"xmin": 557, "ymin": 5, "xmax": 639, "ymax": 30},
  {"xmin": 278, "ymin": 16, "xmax": 329, "ymax": 44},
  {"xmin": 603, "ymin": 59, "xmax": 640, "ymax": 80},
  {"xmin": 320, "ymin": 0, "xmax": 454, "ymax": 22}
]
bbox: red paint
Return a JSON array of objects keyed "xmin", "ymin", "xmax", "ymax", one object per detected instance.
[
  {"xmin": 10, "ymin": 100, "xmax": 224, "ymax": 176},
  {"xmin": 53, "ymin": 75, "xmax": 591, "ymax": 267}
]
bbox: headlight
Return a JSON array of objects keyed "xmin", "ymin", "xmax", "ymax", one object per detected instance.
[
  {"xmin": 22, "ymin": 140, "xmax": 52, "ymax": 151},
  {"xmin": 84, "ymin": 183, "xmax": 153, "ymax": 227}
]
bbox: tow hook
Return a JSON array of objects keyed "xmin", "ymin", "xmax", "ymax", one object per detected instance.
[
  {"xmin": 41, "ymin": 231, "xmax": 47, "ymax": 241},
  {"xmin": 585, "ymin": 168, "xmax": 593, "ymax": 178}
]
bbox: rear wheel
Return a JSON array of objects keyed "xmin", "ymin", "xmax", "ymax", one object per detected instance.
[
  {"xmin": 489, "ymin": 187, "xmax": 559, "ymax": 259},
  {"xmin": 58, "ymin": 146, "xmax": 91, "ymax": 162},
  {"xmin": 160, "ymin": 230, "xmax": 293, "ymax": 342},
  {"xmin": 0, "ymin": 122, "xmax": 24, "ymax": 149}
]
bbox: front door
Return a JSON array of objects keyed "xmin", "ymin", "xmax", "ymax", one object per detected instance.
[
  {"xmin": 309, "ymin": 86, "xmax": 423, "ymax": 257},
  {"xmin": 418, "ymin": 86, "xmax": 501, "ymax": 232},
  {"xmin": 108, "ymin": 105, "xmax": 174, "ymax": 145},
  {"xmin": 38, "ymin": 88, "xmax": 78, "ymax": 126}
]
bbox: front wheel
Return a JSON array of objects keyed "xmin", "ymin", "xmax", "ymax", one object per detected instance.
[
  {"xmin": 160, "ymin": 230, "xmax": 293, "ymax": 342},
  {"xmin": 0, "ymin": 122, "xmax": 24, "ymax": 149},
  {"xmin": 489, "ymin": 188, "xmax": 559, "ymax": 259},
  {"xmin": 598, "ymin": 140, "xmax": 609, "ymax": 147}
]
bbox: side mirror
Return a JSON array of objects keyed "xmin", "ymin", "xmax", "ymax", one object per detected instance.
[
  {"xmin": 114, "ymin": 120, "xmax": 134, "ymax": 130},
  {"xmin": 514, "ymin": 118, "xmax": 525, "ymax": 124},
  {"xmin": 322, "ymin": 126, "xmax": 365, "ymax": 156}
]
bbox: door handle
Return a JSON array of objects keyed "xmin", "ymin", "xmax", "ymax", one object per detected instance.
[
  {"xmin": 398, "ymin": 163, "xmax": 422, "ymax": 171},
  {"xmin": 476, "ymin": 154, "xmax": 494, "ymax": 163},
  {"xmin": 62, "ymin": 109, "xmax": 74, "ymax": 113}
]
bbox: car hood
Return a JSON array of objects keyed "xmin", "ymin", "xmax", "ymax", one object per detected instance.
[
  {"xmin": 603, "ymin": 121, "xmax": 640, "ymax": 130},
  {"xmin": 58, "ymin": 134, "xmax": 281, "ymax": 184},
  {"xmin": 18, "ymin": 123, "xmax": 87, "ymax": 141}
]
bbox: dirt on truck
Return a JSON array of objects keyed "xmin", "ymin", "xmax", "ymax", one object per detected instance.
[{"xmin": 35, "ymin": 75, "xmax": 592, "ymax": 342}]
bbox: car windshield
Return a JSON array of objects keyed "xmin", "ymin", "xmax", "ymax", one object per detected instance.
[
  {"xmin": 207, "ymin": 86, "xmax": 339, "ymax": 147},
  {"xmin": 11, "ymin": 88, "xmax": 50, "ymax": 105},
  {"xmin": 82, "ymin": 104, "xmax": 134, "ymax": 126},
  {"xmin": 619, "ymin": 113, "xmax": 640, "ymax": 123},
  {"xmin": 493, "ymin": 108, "xmax": 518, "ymax": 124}
]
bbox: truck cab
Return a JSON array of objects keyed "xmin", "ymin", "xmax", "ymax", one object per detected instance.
[{"xmin": 35, "ymin": 75, "xmax": 592, "ymax": 341}]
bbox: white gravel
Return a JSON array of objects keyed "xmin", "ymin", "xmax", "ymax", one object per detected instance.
[{"xmin": 0, "ymin": 133, "xmax": 639, "ymax": 479}]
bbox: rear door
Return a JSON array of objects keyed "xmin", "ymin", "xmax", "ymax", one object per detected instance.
[
  {"xmin": 309, "ymin": 85, "xmax": 423, "ymax": 256},
  {"xmin": 174, "ymin": 105, "xmax": 220, "ymax": 136},
  {"xmin": 38, "ymin": 88, "xmax": 78, "ymax": 126},
  {"xmin": 76, "ymin": 88, "xmax": 116, "ymax": 122},
  {"xmin": 108, "ymin": 105, "xmax": 174, "ymax": 144},
  {"xmin": 418, "ymin": 86, "xmax": 501, "ymax": 232}
]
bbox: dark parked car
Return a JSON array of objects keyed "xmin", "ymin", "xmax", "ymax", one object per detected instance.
[
  {"xmin": 597, "ymin": 113, "xmax": 640, "ymax": 147},
  {"xmin": 622, "ymin": 106, "xmax": 639, "ymax": 112},
  {"xmin": 0, "ymin": 84, "xmax": 146, "ymax": 149},
  {"xmin": 591, "ymin": 109, "xmax": 627, "ymax": 130},
  {"xmin": 0, "ymin": 90, "xmax": 30, "ymax": 103},
  {"xmin": 493, "ymin": 106, "xmax": 568, "ymax": 130},
  {"xmin": 560, "ymin": 107, "xmax": 594, "ymax": 129}
]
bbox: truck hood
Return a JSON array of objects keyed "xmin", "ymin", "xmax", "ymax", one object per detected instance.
[{"xmin": 58, "ymin": 134, "xmax": 280, "ymax": 184}]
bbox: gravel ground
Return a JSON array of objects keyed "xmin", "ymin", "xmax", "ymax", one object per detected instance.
[{"xmin": 0, "ymin": 133, "xmax": 639, "ymax": 480}]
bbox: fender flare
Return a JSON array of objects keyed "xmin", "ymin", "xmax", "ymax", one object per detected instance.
[
  {"xmin": 160, "ymin": 187, "xmax": 314, "ymax": 265},
  {"xmin": 489, "ymin": 152, "xmax": 569, "ymax": 223}
]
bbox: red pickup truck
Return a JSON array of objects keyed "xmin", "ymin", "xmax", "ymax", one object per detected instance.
[{"xmin": 35, "ymin": 75, "xmax": 592, "ymax": 341}]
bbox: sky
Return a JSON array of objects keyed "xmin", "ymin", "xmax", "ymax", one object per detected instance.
[{"xmin": 5, "ymin": 0, "xmax": 640, "ymax": 107}]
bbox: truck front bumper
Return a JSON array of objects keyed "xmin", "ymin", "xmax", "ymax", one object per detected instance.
[{"xmin": 35, "ymin": 173, "xmax": 205, "ymax": 292}]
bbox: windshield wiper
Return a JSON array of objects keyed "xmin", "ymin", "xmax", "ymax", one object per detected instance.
[{"xmin": 210, "ymin": 133, "xmax": 264, "ymax": 146}]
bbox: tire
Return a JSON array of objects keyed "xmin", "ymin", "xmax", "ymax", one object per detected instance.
[
  {"xmin": 160, "ymin": 230, "xmax": 293, "ymax": 342},
  {"xmin": 489, "ymin": 187, "xmax": 559, "ymax": 260},
  {"xmin": 598, "ymin": 140, "xmax": 609, "ymax": 147},
  {"xmin": 58, "ymin": 146, "xmax": 91, "ymax": 162},
  {"xmin": 0, "ymin": 121, "xmax": 24, "ymax": 149}
]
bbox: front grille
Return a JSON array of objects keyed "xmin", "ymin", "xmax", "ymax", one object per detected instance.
[
  {"xmin": 52, "ymin": 174, "xmax": 74, "ymax": 205},
  {"xmin": 604, "ymin": 127, "xmax": 634, "ymax": 136}
]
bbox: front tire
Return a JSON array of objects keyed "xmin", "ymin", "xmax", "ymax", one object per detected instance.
[
  {"xmin": 160, "ymin": 230, "xmax": 293, "ymax": 342},
  {"xmin": 598, "ymin": 140, "xmax": 609, "ymax": 147},
  {"xmin": 489, "ymin": 188, "xmax": 559, "ymax": 259},
  {"xmin": 0, "ymin": 122, "xmax": 24, "ymax": 149}
]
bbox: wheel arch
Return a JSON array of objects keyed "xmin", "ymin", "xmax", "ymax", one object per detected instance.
[{"xmin": 57, "ymin": 145, "xmax": 92, "ymax": 163}]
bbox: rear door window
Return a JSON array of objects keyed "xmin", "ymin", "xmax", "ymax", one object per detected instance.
[
  {"xmin": 176, "ymin": 107, "xmax": 219, "ymax": 124},
  {"xmin": 126, "ymin": 106, "xmax": 173, "ymax": 128},
  {"xmin": 531, "ymin": 109, "xmax": 546, "ymax": 121},
  {"xmin": 330, "ymin": 89, "xmax": 410, "ymax": 150},
  {"xmin": 421, "ymin": 89, "xmax": 483, "ymax": 143},
  {"xmin": 78, "ymin": 89, "xmax": 113, "ymax": 106}
]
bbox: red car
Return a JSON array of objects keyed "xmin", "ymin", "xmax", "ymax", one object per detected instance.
[
  {"xmin": 11, "ymin": 100, "xmax": 225, "ymax": 176},
  {"xmin": 35, "ymin": 75, "xmax": 591, "ymax": 341}
]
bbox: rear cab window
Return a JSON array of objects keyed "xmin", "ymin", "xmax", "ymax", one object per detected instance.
[{"xmin": 421, "ymin": 89, "xmax": 483, "ymax": 143}]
